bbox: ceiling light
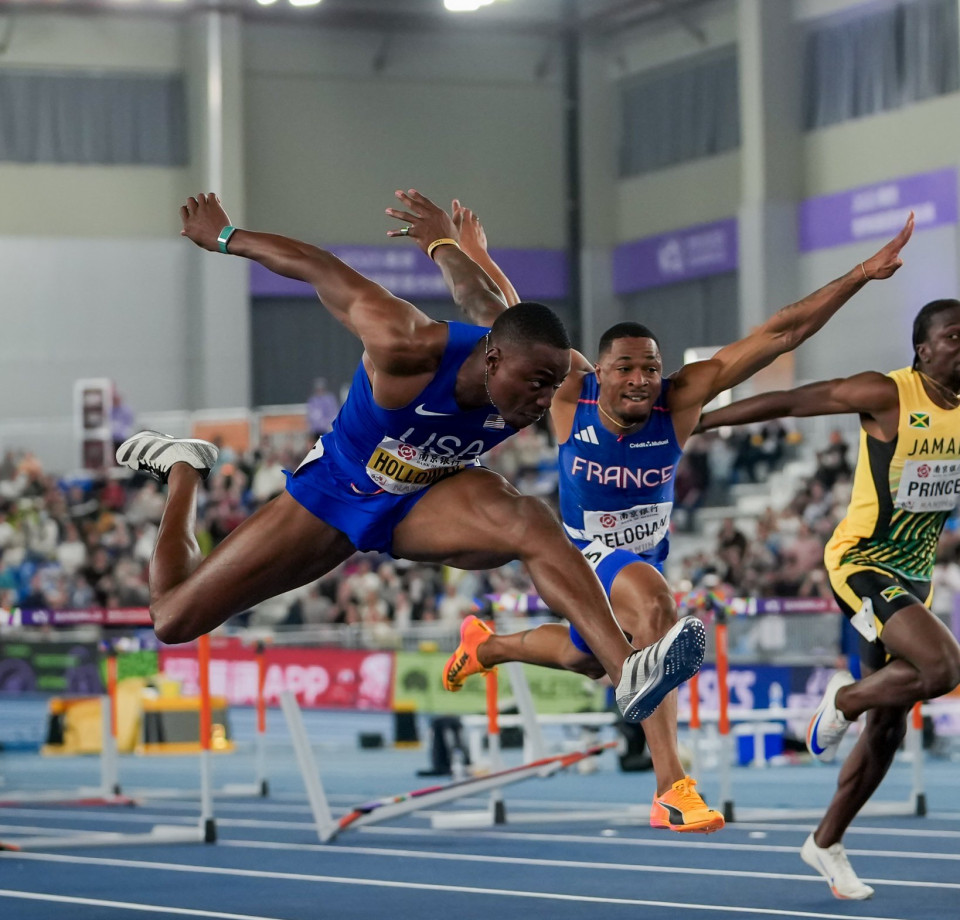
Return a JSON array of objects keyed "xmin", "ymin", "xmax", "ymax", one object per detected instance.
[{"xmin": 445, "ymin": 0, "xmax": 496, "ymax": 11}]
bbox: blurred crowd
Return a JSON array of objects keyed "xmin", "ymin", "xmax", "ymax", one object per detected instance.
[
  {"xmin": 677, "ymin": 429, "xmax": 960, "ymax": 617},
  {"xmin": 3, "ymin": 418, "xmax": 958, "ymax": 632},
  {"xmin": 0, "ymin": 422, "xmax": 558, "ymax": 633}
]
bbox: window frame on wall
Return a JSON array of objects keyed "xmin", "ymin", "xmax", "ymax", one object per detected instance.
[
  {"xmin": 802, "ymin": 0, "xmax": 960, "ymax": 131},
  {"xmin": 617, "ymin": 46, "xmax": 741, "ymax": 179},
  {"xmin": 0, "ymin": 69, "xmax": 188, "ymax": 166}
]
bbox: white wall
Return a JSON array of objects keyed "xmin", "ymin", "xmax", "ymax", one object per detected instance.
[
  {"xmin": 243, "ymin": 23, "xmax": 566, "ymax": 247},
  {"xmin": 796, "ymin": 224, "xmax": 960, "ymax": 381},
  {"xmin": 0, "ymin": 238, "xmax": 191, "ymax": 419}
]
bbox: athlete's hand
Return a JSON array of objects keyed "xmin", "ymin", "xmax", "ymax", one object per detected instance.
[
  {"xmin": 180, "ymin": 193, "xmax": 231, "ymax": 252},
  {"xmin": 385, "ymin": 189, "xmax": 459, "ymax": 254},
  {"xmin": 452, "ymin": 199, "xmax": 488, "ymax": 260},
  {"xmin": 861, "ymin": 211, "xmax": 914, "ymax": 280}
]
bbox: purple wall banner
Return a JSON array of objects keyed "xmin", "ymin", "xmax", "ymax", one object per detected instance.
[
  {"xmin": 613, "ymin": 218, "xmax": 739, "ymax": 294},
  {"xmin": 250, "ymin": 246, "xmax": 568, "ymax": 302},
  {"xmin": 799, "ymin": 167, "xmax": 958, "ymax": 253}
]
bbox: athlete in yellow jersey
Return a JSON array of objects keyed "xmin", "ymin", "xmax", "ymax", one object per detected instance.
[{"xmin": 700, "ymin": 298, "xmax": 960, "ymax": 900}]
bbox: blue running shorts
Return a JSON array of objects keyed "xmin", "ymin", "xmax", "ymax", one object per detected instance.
[
  {"xmin": 568, "ymin": 538, "xmax": 664, "ymax": 654},
  {"xmin": 284, "ymin": 453, "xmax": 434, "ymax": 555}
]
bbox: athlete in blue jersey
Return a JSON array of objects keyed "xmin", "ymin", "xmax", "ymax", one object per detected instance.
[
  {"xmin": 412, "ymin": 198, "xmax": 914, "ymax": 833},
  {"xmin": 116, "ymin": 190, "xmax": 707, "ymax": 726}
]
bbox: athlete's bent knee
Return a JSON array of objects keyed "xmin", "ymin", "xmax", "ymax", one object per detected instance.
[
  {"xmin": 560, "ymin": 647, "xmax": 606, "ymax": 679},
  {"xmin": 506, "ymin": 495, "xmax": 567, "ymax": 554}
]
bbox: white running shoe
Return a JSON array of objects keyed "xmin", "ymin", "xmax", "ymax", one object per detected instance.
[
  {"xmin": 801, "ymin": 833, "xmax": 874, "ymax": 900},
  {"xmin": 616, "ymin": 617, "xmax": 706, "ymax": 723},
  {"xmin": 116, "ymin": 430, "xmax": 218, "ymax": 485},
  {"xmin": 806, "ymin": 669, "xmax": 855, "ymax": 762}
]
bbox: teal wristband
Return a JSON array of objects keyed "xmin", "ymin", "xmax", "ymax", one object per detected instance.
[{"xmin": 217, "ymin": 225, "xmax": 237, "ymax": 254}]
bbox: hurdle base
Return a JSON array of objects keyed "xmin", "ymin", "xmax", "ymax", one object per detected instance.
[
  {"xmin": 722, "ymin": 800, "xmax": 735, "ymax": 823},
  {"xmin": 0, "ymin": 823, "xmax": 211, "ymax": 851}
]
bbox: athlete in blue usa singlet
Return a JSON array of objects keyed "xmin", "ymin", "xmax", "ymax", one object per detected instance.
[{"xmin": 287, "ymin": 322, "xmax": 516, "ymax": 553}]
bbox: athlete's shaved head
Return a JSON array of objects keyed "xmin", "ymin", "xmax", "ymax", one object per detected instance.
[
  {"xmin": 598, "ymin": 322, "xmax": 660, "ymax": 356},
  {"xmin": 912, "ymin": 299, "xmax": 960, "ymax": 368},
  {"xmin": 490, "ymin": 302, "xmax": 570, "ymax": 352}
]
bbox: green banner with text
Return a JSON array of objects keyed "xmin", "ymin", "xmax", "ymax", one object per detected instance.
[{"xmin": 393, "ymin": 651, "xmax": 609, "ymax": 714}]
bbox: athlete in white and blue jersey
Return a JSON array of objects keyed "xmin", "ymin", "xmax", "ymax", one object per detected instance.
[
  {"xmin": 117, "ymin": 189, "xmax": 709, "ymax": 728},
  {"xmin": 431, "ymin": 199, "xmax": 913, "ymax": 833}
]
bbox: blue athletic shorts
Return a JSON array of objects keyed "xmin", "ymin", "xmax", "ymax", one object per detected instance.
[
  {"xmin": 567, "ymin": 538, "xmax": 665, "ymax": 655},
  {"xmin": 284, "ymin": 452, "xmax": 434, "ymax": 554}
]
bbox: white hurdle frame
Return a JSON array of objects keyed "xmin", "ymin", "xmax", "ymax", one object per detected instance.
[
  {"xmin": 278, "ymin": 688, "xmax": 619, "ymax": 843},
  {"xmin": 686, "ymin": 702, "xmax": 936, "ymax": 823},
  {"xmin": 0, "ymin": 636, "xmax": 220, "ymax": 851}
]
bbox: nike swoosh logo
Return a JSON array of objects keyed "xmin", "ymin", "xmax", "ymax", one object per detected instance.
[
  {"xmin": 415, "ymin": 404, "xmax": 452, "ymax": 416},
  {"xmin": 808, "ymin": 712, "xmax": 826, "ymax": 754}
]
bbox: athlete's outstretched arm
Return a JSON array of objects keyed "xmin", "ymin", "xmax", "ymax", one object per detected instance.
[
  {"xmin": 385, "ymin": 189, "xmax": 509, "ymax": 325},
  {"xmin": 180, "ymin": 192, "xmax": 444, "ymax": 375},
  {"xmin": 451, "ymin": 199, "xmax": 521, "ymax": 311},
  {"xmin": 698, "ymin": 371, "xmax": 898, "ymax": 429},
  {"xmin": 670, "ymin": 213, "xmax": 914, "ymax": 415}
]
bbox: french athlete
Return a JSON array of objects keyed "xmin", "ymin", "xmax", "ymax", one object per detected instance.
[
  {"xmin": 116, "ymin": 190, "xmax": 708, "ymax": 727},
  {"xmin": 391, "ymin": 193, "xmax": 915, "ymax": 833},
  {"xmin": 699, "ymin": 298, "xmax": 960, "ymax": 898}
]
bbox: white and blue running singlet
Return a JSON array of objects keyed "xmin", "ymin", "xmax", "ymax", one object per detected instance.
[
  {"xmin": 558, "ymin": 374, "xmax": 681, "ymax": 652},
  {"xmin": 285, "ymin": 322, "xmax": 516, "ymax": 554}
]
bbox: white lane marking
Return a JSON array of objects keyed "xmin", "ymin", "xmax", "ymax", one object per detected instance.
[
  {"xmin": 0, "ymin": 853, "xmax": 921, "ymax": 920},
  {"xmin": 220, "ymin": 838, "xmax": 960, "ymax": 889},
  {"xmin": 0, "ymin": 889, "xmax": 284, "ymax": 919},
  {"xmin": 358, "ymin": 824, "xmax": 960, "ymax": 860}
]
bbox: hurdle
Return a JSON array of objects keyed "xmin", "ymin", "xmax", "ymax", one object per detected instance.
[
  {"xmin": 690, "ymin": 593, "xmax": 940, "ymax": 823},
  {"xmin": 0, "ymin": 632, "xmax": 218, "ymax": 851},
  {"xmin": 113, "ymin": 635, "xmax": 269, "ymax": 803},
  {"xmin": 279, "ymin": 681, "xmax": 619, "ymax": 843}
]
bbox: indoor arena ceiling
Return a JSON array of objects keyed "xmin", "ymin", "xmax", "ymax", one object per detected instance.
[{"xmin": 0, "ymin": 0, "xmax": 724, "ymax": 37}]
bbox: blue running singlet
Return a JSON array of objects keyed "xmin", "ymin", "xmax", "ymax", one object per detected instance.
[
  {"xmin": 285, "ymin": 322, "xmax": 516, "ymax": 554},
  {"xmin": 558, "ymin": 374, "xmax": 681, "ymax": 653}
]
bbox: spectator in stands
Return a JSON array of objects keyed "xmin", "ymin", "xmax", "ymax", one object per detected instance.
[
  {"xmin": 250, "ymin": 449, "xmax": 287, "ymax": 504},
  {"xmin": 110, "ymin": 388, "xmax": 136, "ymax": 455},
  {"xmin": 306, "ymin": 377, "xmax": 339, "ymax": 439},
  {"xmin": 674, "ymin": 434, "xmax": 711, "ymax": 532},
  {"xmin": 814, "ymin": 429, "xmax": 853, "ymax": 492},
  {"xmin": 437, "ymin": 581, "xmax": 477, "ymax": 624}
]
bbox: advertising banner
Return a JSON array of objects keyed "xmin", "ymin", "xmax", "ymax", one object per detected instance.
[
  {"xmin": 393, "ymin": 651, "xmax": 608, "ymax": 715},
  {"xmin": 158, "ymin": 642, "xmax": 395, "ymax": 711},
  {"xmin": 613, "ymin": 218, "xmax": 738, "ymax": 294},
  {"xmin": 799, "ymin": 167, "xmax": 957, "ymax": 252},
  {"xmin": 251, "ymin": 246, "xmax": 567, "ymax": 302}
]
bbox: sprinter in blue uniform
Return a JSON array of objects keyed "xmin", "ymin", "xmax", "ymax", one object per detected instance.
[
  {"xmin": 116, "ymin": 189, "xmax": 709, "ymax": 727},
  {"xmin": 414, "ymin": 198, "xmax": 914, "ymax": 832}
]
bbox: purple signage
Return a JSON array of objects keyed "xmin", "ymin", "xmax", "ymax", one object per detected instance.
[
  {"xmin": 613, "ymin": 218, "xmax": 739, "ymax": 294},
  {"xmin": 250, "ymin": 246, "xmax": 568, "ymax": 302},
  {"xmin": 799, "ymin": 167, "xmax": 958, "ymax": 252}
]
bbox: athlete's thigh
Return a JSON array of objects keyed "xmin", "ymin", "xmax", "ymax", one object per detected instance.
[
  {"xmin": 392, "ymin": 467, "xmax": 558, "ymax": 568},
  {"xmin": 609, "ymin": 558, "xmax": 675, "ymax": 645},
  {"xmin": 162, "ymin": 492, "xmax": 357, "ymax": 625},
  {"xmin": 830, "ymin": 563, "xmax": 957, "ymax": 669}
]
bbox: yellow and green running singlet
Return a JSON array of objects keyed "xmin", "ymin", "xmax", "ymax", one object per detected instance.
[{"xmin": 825, "ymin": 367, "xmax": 960, "ymax": 582}]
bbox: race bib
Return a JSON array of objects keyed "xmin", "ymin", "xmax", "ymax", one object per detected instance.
[
  {"xmin": 365, "ymin": 437, "xmax": 466, "ymax": 495},
  {"xmin": 895, "ymin": 459, "xmax": 960, "ymax": 512},
  {"xmin": 580, "ymin": 502, "xmax": 673, "ymax": 554}
]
